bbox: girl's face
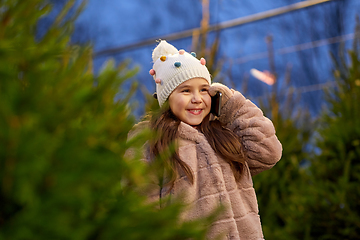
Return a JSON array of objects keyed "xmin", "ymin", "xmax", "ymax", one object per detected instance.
[{"xmin": 168, "ymin": 78, "xmax": 211, "ymax": 127}]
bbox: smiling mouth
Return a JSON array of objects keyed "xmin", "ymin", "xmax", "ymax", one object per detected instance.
[{"xmin": 188, "ymin": 109, "xmax": 202, "ymax": 115}]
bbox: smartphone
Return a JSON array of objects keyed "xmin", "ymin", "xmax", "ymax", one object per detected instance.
[{"xmin": 211, "ymin": 92, "xmax": 222, "ymax": 117}]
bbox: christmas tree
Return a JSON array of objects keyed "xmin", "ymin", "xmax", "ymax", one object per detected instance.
[{"xmin": 0, "ymin": 1, "xmax": 212, "ymax": 239}]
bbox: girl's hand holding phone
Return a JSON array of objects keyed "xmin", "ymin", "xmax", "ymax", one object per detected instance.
[{"xmin": 208, "ymin": 83, "xmax": 234, "ymax": 108}]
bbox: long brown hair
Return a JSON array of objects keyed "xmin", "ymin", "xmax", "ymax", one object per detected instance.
[{"xmin": 147, "ymin": 105, "xmax": 245, "ymax": 190}]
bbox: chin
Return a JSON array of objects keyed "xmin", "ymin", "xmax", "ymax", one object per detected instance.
[
  {"xmin": 183, "ymin": 114, "xmax": 209, "ymax": 126},
  {"xmin": 185, "ymin": 119, "xmax": 203, "ymax": 126}
]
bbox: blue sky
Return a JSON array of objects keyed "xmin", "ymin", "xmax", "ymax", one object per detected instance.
[{"xmin": 64, "ymin": 0, "xmax": 360, "ymax": 117}]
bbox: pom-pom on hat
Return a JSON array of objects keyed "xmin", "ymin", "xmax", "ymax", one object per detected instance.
[{"xmin": 150, "ymin": 40, "xmax": 211, "ymax": 107}]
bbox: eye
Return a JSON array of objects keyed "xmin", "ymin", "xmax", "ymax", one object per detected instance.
[
  {"xmin": 181, "ymin": 89, "xmax": 190, "ymax": 93},
  {"xmin": 200, "ymin": 88, "xmax": 209, "ymax": 92}
]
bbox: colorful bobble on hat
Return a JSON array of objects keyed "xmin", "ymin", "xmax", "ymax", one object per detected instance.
[
  {"xmin": 155, "ymin": 78, "xmax": 162, "ymax": 84},
  {"xmin": 174, "ymin": 62, "xmax": 181, "ymax": 67},
  {"xmin": 179, "ymin": 49, "xmax": 185, "ymax": 55},
  {"xmin": 149, "ymin": 69, "xmax": 155, "ymax": 76},
  {"xmin": 200, "ymin": 58, "xmax": 206, "ymax": 65},
  {"xmin": 191, "ymin": 52, "xmax": 196, "ymax": 57},
  {"xmin": 160, "ymin": 56, "xmax": 166, "ymax": 61}
]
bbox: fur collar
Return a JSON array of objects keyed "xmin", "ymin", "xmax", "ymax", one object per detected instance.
[{"xmin": 177, "ymin": 121, "xmax": 207, "ymax": 143}]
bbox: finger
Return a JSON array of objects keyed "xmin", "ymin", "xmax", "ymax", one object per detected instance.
[
  {"xmin": 208, "ymin": 88, "xmax": 218, "ymax": 97},
  {"xmin": 208, "ymin": 83, "xmax": 224, "ymax": 96}
]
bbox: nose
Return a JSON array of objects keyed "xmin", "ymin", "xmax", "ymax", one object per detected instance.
[{"xmin": 191, "ymin": 92, "xmax": 202, "ymax": 103}]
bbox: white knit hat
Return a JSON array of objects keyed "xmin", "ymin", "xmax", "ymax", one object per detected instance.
[{"xmin": 149, "ymin": 40, "xmax": 211, "ymax": 106}]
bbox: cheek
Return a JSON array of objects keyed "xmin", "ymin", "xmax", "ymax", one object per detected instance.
[
  {"xmin": 169, "ymin": 94, "xmax": 187, "ymax": 113},
  {"xmin": 203, "ymin": 94, "xmax": 212, "ymax": 108}
]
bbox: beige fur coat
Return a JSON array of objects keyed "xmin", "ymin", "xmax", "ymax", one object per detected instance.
[{"xmin": 130, "ymin": 90, "xmax": 282, "ymax": 239}]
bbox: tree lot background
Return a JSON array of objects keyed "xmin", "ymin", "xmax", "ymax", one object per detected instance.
[{"xmin": 0, "ymin": 1, "xmax": 359, "ymax": 239}]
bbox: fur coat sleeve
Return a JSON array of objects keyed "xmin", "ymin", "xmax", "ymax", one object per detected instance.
[{"xmin": 217, "ymin": 90, "xmax": 282, "ymax": 176}]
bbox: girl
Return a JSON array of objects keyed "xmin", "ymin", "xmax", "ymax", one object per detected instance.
[{"xmin": 130, "ymin": 40, "xmax": 282, "ymax": 239}]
